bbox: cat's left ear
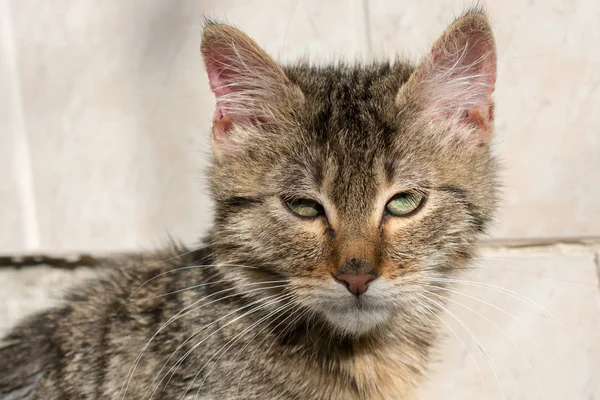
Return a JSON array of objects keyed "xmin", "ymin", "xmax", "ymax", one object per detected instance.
[
  {"xmin": 398, "ymin": 11, "xmax": 497, "ymax": 145},
  {"xmin": 201, "ymin": 22, "xmax": 303, "ymax": 152}
]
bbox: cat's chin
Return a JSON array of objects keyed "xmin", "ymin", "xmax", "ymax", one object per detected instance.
[{"xmin": 321, "ymin": 307, "xmax": 391, "ymax": 336}]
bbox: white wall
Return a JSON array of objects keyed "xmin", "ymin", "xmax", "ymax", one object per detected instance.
[{"xmin": 1, "ymin": 0, "xmax": 599, "ymax": 253}]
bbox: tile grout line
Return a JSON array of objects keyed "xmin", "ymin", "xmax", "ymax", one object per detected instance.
[
  {"xmin": 1, "ymin": 237, "xmax": 600, "ymax": 270},
  {"xmin": 594, "ymin": 252, "xmax": 600, "ymax": 293},
  {"xmin": 480, "ymin": 236, "xmax": 600, "ymax": 254},
  {"xmin": 0, "ymin": 0, "xmax": 41, "ymax": 251}
]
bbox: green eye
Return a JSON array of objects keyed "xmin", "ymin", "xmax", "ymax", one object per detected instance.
[
  {"xmin": 285, "ymin": 198, "xmax": 323, "ymax": 219},
  {"xmin": 385, "ymin": 192, "xmax": 425, "ymax": 216}
]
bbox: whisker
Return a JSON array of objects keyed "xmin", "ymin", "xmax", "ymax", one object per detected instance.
[
  {"xmin": 166, "ymin": 294, "xmax": 294, "ymax": 398},
  {"xmin": 196, "ymin": 303, "xmax": 298, "ymax": 398},
  {"xmin": 428, "ymin": 277, "xmax": 563, "ymax": 325},
  {"xmin": 133, "ymin": 279, "xmax": 290, "ymax": 304},
  {"xmin": 144, "ymin": 291, "xmax": 293, "ymax": 400},
  {"xmin": 412, "ymin": 297, "xmax": 489, "ymax": 400},
  {"xmin": 411, "ymin": 303, "xmax": 438, "ymax": 336},
  {"xmin": 417, "ymin": 293, "xmax": 506, "ymax": 400},
  {"xmin": 155, "ymin": 244, "xmax": 212, "ymax": 263},
  {"xmin": 425, "ymin": 284, "xmax": 531, "ymax": 330},
  {"xmin": 234, "ymin": 306, "xmax": 309, "ymax": 397},
  {"xmin": 186, "ymin": 299, "xmax": 297, "ymax": 400},
  {"xmin": 120, "ymin": 282, "xmax": 289, "ymax": 400},
  {"xmin": 119, "ymin": 262, "xmax": 263, "ymax": 311},
  {"xmin": 426, "ymin": 281, "xmax": 580, "ymax": 396},
  {"xmin": 423, "ymin": 289, "xmax": 547, "ymax": 400},
  {"xmin": 467, "ymin": 257, "xmax": 598, "ymax": 289}
]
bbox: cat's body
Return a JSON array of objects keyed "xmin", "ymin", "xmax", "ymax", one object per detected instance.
[
  {"xmin": 1, "ymin": 10, "xmax": 498, "ymax": 400},
  {"xmin": 1, "ymin": 246, "xmax": 428, "ymax": 400}
]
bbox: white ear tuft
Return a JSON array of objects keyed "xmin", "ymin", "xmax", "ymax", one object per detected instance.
[
  {"xmin": 399, "ymin": 12, "xmax": 497, "ymax": 144},
  {"xmin": 200, "ymin": 23, "xmax": 300, "ymax": 149}
]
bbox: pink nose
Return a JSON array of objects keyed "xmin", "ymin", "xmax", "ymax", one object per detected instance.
[{"xmin": 334, "ymin": 273, "xmax": 377, "ymax": 295}]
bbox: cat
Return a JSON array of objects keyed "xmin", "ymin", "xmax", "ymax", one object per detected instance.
[{"xmin": 0, "ymin": 8, "xmax": 498, "ymax": 400}]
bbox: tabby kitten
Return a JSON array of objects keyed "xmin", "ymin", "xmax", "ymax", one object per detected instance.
[{"xmin": 0, "ymin": 9, "xmax": 498, "ymax": 400}]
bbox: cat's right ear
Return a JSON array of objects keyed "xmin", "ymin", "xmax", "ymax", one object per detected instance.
[
  {"xmin": 397, "ymin": 11, "xmax": 497, "ymax": 146},
  {"xmin": 201, "ymin": 22, "xmax": 302, "ymax": 153}
]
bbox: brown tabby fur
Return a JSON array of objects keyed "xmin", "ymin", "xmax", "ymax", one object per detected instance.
[{"xmin": 0, "ymin": 9, "xmax": 498, "ymax": 400}]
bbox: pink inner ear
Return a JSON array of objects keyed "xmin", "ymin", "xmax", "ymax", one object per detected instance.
[
  {"xmin": 424, "ymin": 32, "xmax": 497, "ymax": 134},
  {"xmin": 204, "ymin": 54, "xmax": 253, "ymax": 137},
  {"xmin": 211, "ymin": 105, "xmax": 233, "ymax": 139},
  {"xmin": 206, "ymin": 66, "xmax": 232, "ymax": 131},
  {"xmin": 201, "ymin": 24, "xmax": 295, "ymax": 153},
  {"xmin": 207, "ymin": 68, "xmax": 229, "ymax": 100},
  {"xmin": 205, "ymin": 57, "xmax": 237, "ymax": 112}
]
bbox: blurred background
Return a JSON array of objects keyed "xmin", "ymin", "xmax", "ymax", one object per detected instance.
[{"xmin": 1, "ymin": 0, "xmax": 599, "ymax": 399}]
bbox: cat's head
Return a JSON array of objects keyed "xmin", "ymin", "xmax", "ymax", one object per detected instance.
[{"xmin": 201, "ymin": 11, "xmax": 498, "ymax": 336}]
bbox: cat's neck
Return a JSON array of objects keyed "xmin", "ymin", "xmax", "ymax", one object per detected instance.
[{"xmin": 272, "ymin": 309, "xmax": 431, "ymax": 399}]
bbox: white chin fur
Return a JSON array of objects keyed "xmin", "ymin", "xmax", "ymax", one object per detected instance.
[{"xmin": 322, "ymin": 307, "xmax": 390, "ymax": 336}]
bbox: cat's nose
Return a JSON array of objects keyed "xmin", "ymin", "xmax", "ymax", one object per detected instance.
[
  {"xmin": 333, "ymin": 258, "xmax": 379, "ymax": 296},
  {"xmin": 334, "ymin": 273, "xmax": 377, "ymax": 295}
]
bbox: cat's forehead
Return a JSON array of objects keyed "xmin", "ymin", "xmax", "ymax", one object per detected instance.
[
  {"xmin": 285, "ymin": 63, "xmax": 413, "ymax": 137},
  {"xmin": 279, "ymin": 63, "xmax": 424, "ymax": 209},
  {"xmin": 286, "ymin": 63, "xmax": 419, "ymax": 155}
]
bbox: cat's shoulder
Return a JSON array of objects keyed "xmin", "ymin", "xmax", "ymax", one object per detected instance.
[
  {"xmin": 63, "ymin": 243, "xmax": 211, "ymax": 315},
  {"xmin": 0, "ymin": 244, "xmax": 210, "ymax": 399}
]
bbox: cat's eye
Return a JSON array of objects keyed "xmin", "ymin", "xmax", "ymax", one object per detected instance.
[
  {"xmin": 285, "ymin": 198, "xmax": 323, "ymax": 219},
  {"xmin": 385, "ymin": 192, "xmax": 425, "ymax": 217}
]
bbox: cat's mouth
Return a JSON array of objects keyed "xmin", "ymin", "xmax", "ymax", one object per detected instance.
[
  {"xmin": 321, "ymin": 302, "xmax": 391, "ymax": 336},
  {"xmin": 314, "ymin": 279, "xmax": 394, "ymax": 336}
]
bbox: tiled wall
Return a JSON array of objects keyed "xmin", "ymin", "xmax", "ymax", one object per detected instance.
[{"xmin": 1, "ymin": 0, "xmax": 599, "ymax": 253}]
